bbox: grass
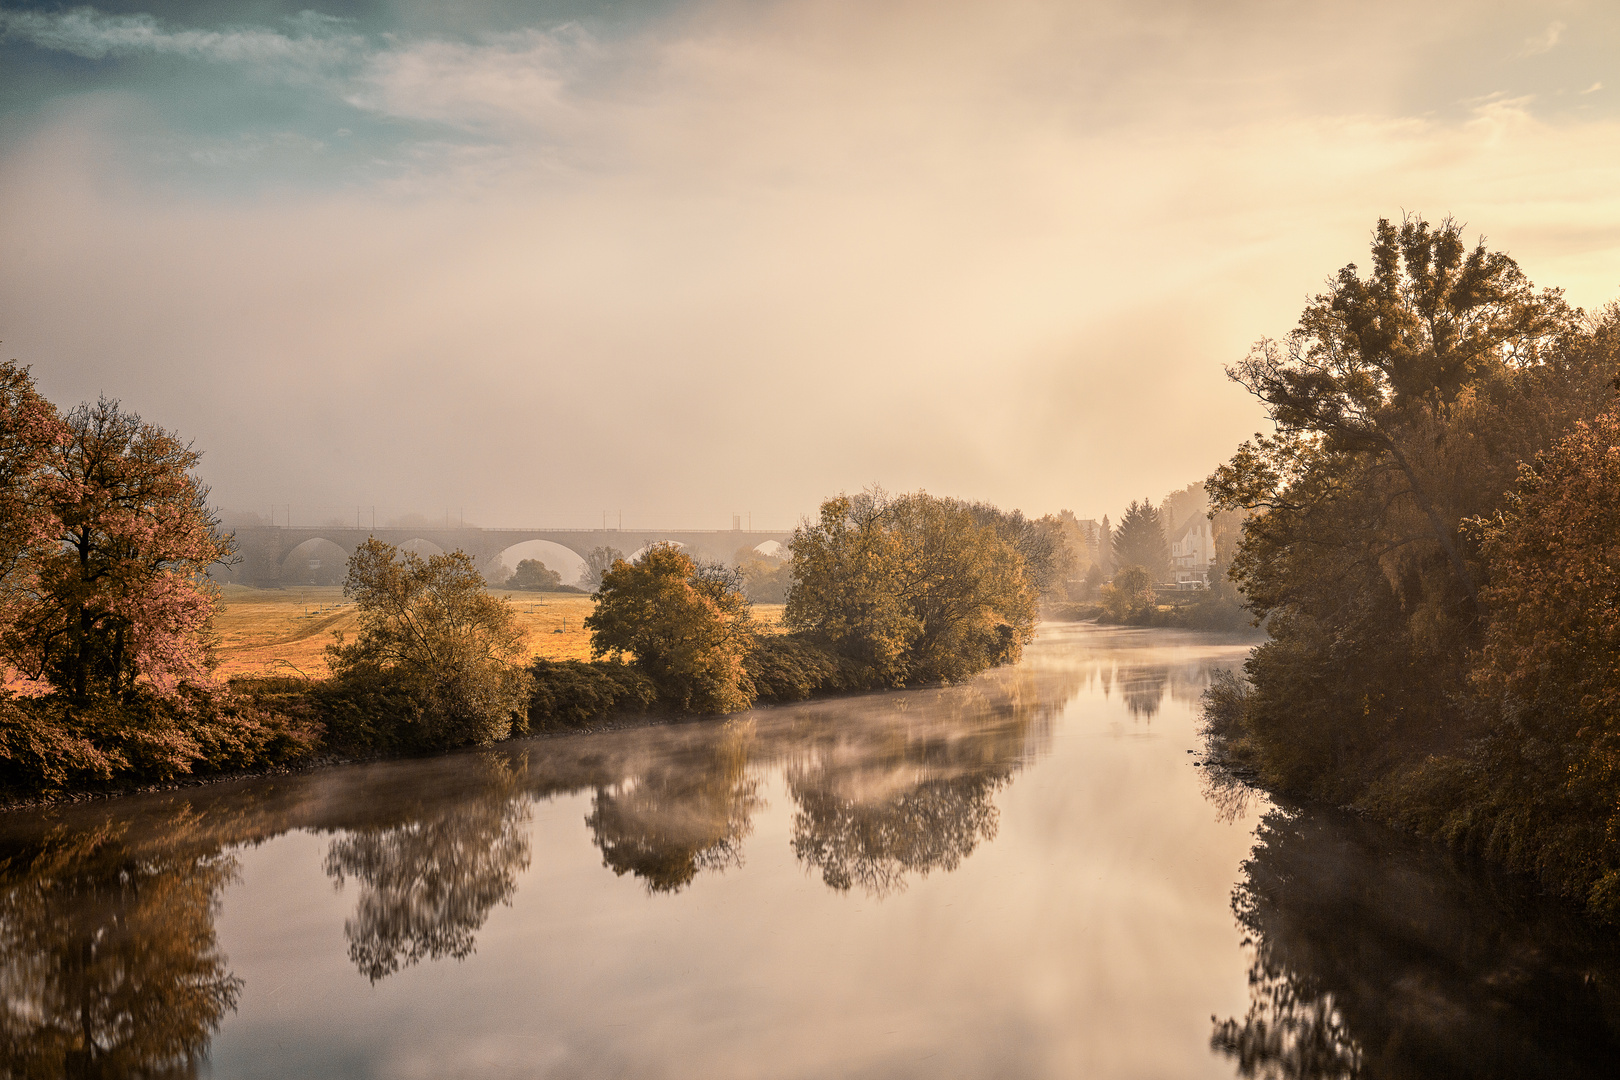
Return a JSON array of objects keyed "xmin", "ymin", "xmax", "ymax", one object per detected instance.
[{"xmin": 211, "ymin": 586, "xmax": 785, "ymax": 679}]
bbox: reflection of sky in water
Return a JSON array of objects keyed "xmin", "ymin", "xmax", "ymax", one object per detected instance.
[{"xmin": 1, "ymin": 625, "xmax": 1616, "ymax": 1076}]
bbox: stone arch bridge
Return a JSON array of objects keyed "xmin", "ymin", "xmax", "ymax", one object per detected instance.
[{"xmin": 221, "ymin": 526, "xmax": 793, "ymax": 587}]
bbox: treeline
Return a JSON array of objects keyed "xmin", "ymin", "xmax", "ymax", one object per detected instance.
[
  {"xmin": 1204, "ymin": 216, "xmax": 1620, "ymax": 918},
  {"xmin": 0, "ymin": 371, "xmax": 1054, "ymax": 798}
]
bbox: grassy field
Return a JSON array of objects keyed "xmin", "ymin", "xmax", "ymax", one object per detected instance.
[{"xmin": 212, "ymin": 586, "xmax": 784, "ymax": 679}]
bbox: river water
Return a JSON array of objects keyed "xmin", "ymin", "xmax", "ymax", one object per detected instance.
[{"xmin": 2, "ymin": 624, "xmax": 1618, "ymax": 1078}]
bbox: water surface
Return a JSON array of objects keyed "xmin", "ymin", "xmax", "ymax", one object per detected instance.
[{"xmin": 2, "ymin": 625, "xmax": 1617, "ymax": 1078}]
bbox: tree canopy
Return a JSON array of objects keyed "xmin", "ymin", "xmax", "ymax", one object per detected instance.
[
  {"xmin": 1110, "ymin": 499, "xmax": 1170, "ymax": 582},
  {"xmin": 783, "ymin": 489, "xmax": 1036, "ymax": 686},
  {"xmin": 2, "ymin": 396, "xmax": 231, "ymax": 702},
  {"xmin": 1204, "ymin": 214, "xmax": 1620, "ymax": 915},
  {"xmin": 585, "ymin": 544, "xmax": 757, "ymax": 713},
  {"xmin": 329, "ymin": 538, "xmax": 531, "ymax": 748}
]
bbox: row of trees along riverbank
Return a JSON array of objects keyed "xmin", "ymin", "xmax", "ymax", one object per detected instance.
[
  {"xmin": 0, "ymin": 376, "xmax": 1059, "ymax": 799},
  {"xmin": 1203, "ymin": 215, "xmax": 1620, "ymax": 920}
]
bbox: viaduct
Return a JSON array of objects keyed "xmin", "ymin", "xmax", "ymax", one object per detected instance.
[{"xmin": 219, "ymin": 526, "xmax": 793, "ymax": 587}]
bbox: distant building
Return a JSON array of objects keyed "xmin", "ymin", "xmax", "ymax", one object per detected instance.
[{"xmin": 1169, "ymin": 514, "xmax": 1216, "ymax": 588}]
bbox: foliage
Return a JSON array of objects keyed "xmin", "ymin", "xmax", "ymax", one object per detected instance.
[
  {"xmin": 734, "ymin": 546, "xmax": 791, "ymax": 603},
  {"xmin": 507, "ymin": 558, "xmax": 562, "ymax": 591},
  {"xmin": 1207, "ymin": 216, "xmax": 1611, "ymax": 799},
  {"xmin": 1110, "ymin": 500, "xmax": 1170, "ymax": 581},
  {"xmin": 578, "ymin": 545, "xmax": 624, "ymax": 590},
  {"xmin": 585, "ymin": 544, "xmax": 757, "ymax": 713},
  {"xmin": 1444, "ymin": 405, "xmax": 1620, "ymax": 916},
  {"xmin": 526, "ymin": 657, "xmax": 657, "ymax": 729},
  {"xmin": 783, "ymin": 489, "xmax": 1037, "ymax": 687},
  {"xmin": 0, "ymin": 682, "xmax": 322, "ymax": 796},
  {"xmin": 328, "ymin": 538, "xmax": 532, "ymax": 750},
  {"xmin": 2, "ymin": 397, "xmax": 232, "ymax": 703},
  {"xmin": 746, "ymin": 634, "xmax": 865, "ymax": 702},
  {"xmin": 1098, "ymin": 565, "xmax": 1156, "ymax": 622},
  {"xmin": 0, "ymin": 360, "xmax": 63, "ymax": 626}
]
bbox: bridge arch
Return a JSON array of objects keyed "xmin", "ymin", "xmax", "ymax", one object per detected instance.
[
  {"xmin": 280, "ymin": 537, "xmax": 349, "ymax": 585},
  {"xmin": 626, "ymin": 540, "xmax": 684, "ymax": 563},
  {"xmin": 399, "ymin": 538, "xmax": 446, "ymax": 560},
  {"xmin": 487, "ymin": 540, "xmax": 590, "ymax": 589}
]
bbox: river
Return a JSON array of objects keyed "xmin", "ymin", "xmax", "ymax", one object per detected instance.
[{"xmin": 1, "ymin": 624, "xmax": 1616, "ymax": 1078}]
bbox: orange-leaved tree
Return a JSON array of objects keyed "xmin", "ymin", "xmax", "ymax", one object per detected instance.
[
  {"xmin": 585, "ymin": 543, "xmax": 756, "ymax": 713},
  {"xmin": 1473, "ymin": 403, "xmax": 1620, "ymax": 914},
  {"xmin": 0, "ymin": 360, "xmax": 65, "ymax": 635},
  {"xmin": 3, "ymin": 397, "xmax": 231, "ymax": 703}
]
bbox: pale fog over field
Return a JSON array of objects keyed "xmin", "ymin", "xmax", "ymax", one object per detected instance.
[{"xmin": 2, "ymin": 0, "xmax": 1619, "ymax": 528}]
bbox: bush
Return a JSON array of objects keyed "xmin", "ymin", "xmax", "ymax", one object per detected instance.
[
  {"xmin": 1200, "ymin": 668, "xmax": 1252, "ymax": 742},
  {"xmin": 746, "ymin": 635, "xmax": 869, "ymax": 703},
  {"xmin": 0, "ymin": 683, "xmax": 323, "ymax": 797},
  {"xmin": 525, "ymin": 659, "xmax": 657, "ymax": 730},
  {"xmin": 328, "ymin": 539, "xmax": 533, "ymax": 750},
  {"xmin": 586, "ymin": 545, "xmax": 757, "ymax": 714}
]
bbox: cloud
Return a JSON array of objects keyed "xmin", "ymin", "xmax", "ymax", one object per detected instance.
[
  {"xmin": 1520, "ymin": 19, "xmax": 1565, "ymax": 55},
  {"xmin": 0, "ymin": 6, "xmax": 361, "ymax": 68},
  {"xmin": 4, "ymin": 1, "xmax": 1620, "ymax": 525}
]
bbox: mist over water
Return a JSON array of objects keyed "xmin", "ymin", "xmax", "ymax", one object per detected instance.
[{"xmin": 0, "ymin": 625, "xmax": 1613, "ymax": 1077}]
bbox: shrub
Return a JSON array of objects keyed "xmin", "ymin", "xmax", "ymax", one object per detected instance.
[
  {"xmin": 526, "ymin": 659, "xmax": 657, "ymax": 730},
  {"xmin": 328, "ymin": 539, "xmax": 533, "ymax": 750},
  {"xmin": 746, "ymin": 635, "xmax": 866, "ymax": 703},
  {"xmin": 586, "ymin": 545, "xmax": 757, "ymax": 714}
]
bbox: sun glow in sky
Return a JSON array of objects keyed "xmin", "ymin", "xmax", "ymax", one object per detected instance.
[{"xmin": 3, "ymin": 0, "xmax": 1619, "ymax": 527}]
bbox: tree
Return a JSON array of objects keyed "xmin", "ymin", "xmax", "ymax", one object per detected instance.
[
  {"xmin": 328, "ymin": 538, "xmax": 531, "ymax": 749},
  {"xmin": 585, "ymin": 544, "xmax": 757, "ymax": 713},
  {"xmin": 2, "ymin": 397, "xmax": 231, "ymax": 703},
  {"xmin": 507, "ymin": 558, "xmax": 562, "ymax": 591},
  {"xmin": 1468, "ymin": 404, "xmax": 1620, "ymax": 915},
  {"xmin": 578, "ymin": 546, "xmax": 624, "ymax": 590},
  {"xmin": 0, "ymin": 360, "xmax": 63, "ymax": 623},
  {"xmin": 1110, "ymin": 499, "xmax": 1170, "ymax": 581},
  {"xmin": 734, "ymin": 546, "xmax": 790, "ymax": 603},
  {"xmin": 1099, "ymin": 565, "xmax": 1155, "ymax": 622},
  {"xmin": 784, "ymin": 489, "xmax": 1037, "ymax": 686},
  {"xmin": 1206, "ymin": 215, "xmax": 1610, "ymax": 799}
]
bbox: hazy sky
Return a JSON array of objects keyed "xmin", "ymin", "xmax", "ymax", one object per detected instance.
[{"xmin": 3, "ymin": 1, "xmax": 1619, "ymax": 529}]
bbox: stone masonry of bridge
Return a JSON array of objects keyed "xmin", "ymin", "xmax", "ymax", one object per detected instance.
[{"xmin": 219, "ymin": 526, "xmax": 794, "ymax": 587}]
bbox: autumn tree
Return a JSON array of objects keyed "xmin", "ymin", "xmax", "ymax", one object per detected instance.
[
  {"xmin": 0, "ymin": 361, "xmax": 63, "ymax": 627},
  {"xmin": 328, "ymin": 538, "xmax": 531, "ymax": 748},
  {"xmin": 585, "ymin": 544, "xmax": 757, "ymax": 713},
  {"xmin": 1465, "ymin": 404, "xmax": 1620, "ymax": 915},
  {"xmin": 2, "ymin": 397, "xmax": 232, "ymax": 703},
  {"xmin": 578, "ymin": 546, "xmax": 625, "ymax": 590},
  {"xmin": 1206, "ymin": 215, "xmax": 1612, "ymax": 798},
  {"xmin": 507, "ymin": 558, "xmax": 563, "ymax": 591},
  {"xmin": 1099, "ymin": 565, "xmax": 1155, "ymax": 622},
  {"xmin": 784, "ymin": 489, "xmax": 1037, "ymax": 686},
  {"xmin": 734, "ymin": 546, "xmax": 790, "ymax": 603},
  {"xmin": 1110, "ymin": 499, "xmax": 1170, "ymax": 581}
]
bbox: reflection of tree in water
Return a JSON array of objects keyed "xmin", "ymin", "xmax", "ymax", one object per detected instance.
[
  {"xmin": 786, "ymin": 696, "xmax": 1042, "ymax": 898},
  {"xmin": 1210, "ymin": 808, "xmax": 1620, "ymax": 1079},
  {"xmin": 586, "ymin": 721, "xmax": 762, "ymax": 894},
  {"xmin": 0, "ymin": 822, "xmax": 242, "ymax": 1078},
  {"xmin": 789, "ymin": 769, "xmax": 1004, "ymax": 897},
  {"xmin": 1118, "ymin": 665, "xmax": 1168, "ymax": 720},
  {"xmin": 324, "ymin": 760, "xmax": 532, "ymax": 982}
]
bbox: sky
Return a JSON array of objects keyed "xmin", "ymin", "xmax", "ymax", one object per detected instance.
[{"xmin": 2, "ymin": 0, "xmax": 1619, "ymax": 529}]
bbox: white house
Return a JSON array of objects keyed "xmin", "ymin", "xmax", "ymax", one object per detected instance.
[{"xmin": 1169, "ymin": 515, "xmax": 1217, "ymax": 588}]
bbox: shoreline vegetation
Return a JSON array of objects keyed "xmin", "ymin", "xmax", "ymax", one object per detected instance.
[
  {"xmin": 1200, "ymin": 216, "xmax": 1620, "ymax": 922},
  {"xmin": 0, "ymin": 403, "xmax": 1076, "ymax": 805}
]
